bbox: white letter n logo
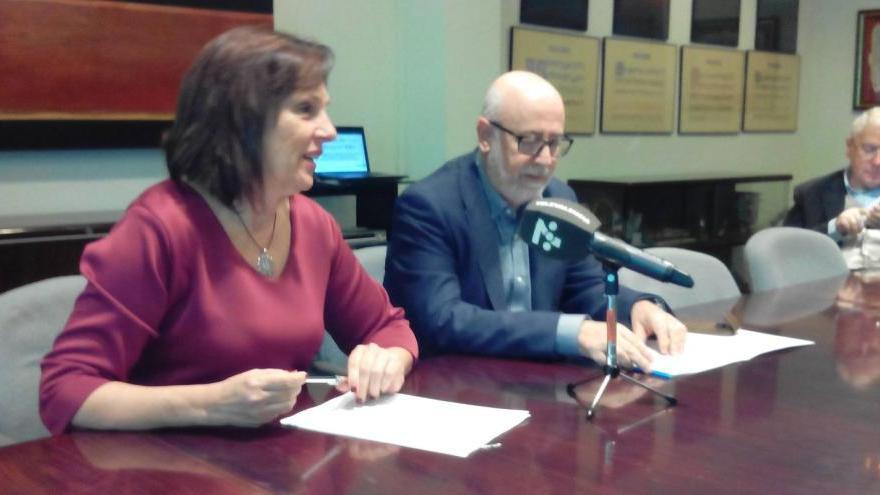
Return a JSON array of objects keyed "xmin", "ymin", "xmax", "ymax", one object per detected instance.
[{"xmin": 531, "ymin": 218, "xmax": 561, "ymax": 252}]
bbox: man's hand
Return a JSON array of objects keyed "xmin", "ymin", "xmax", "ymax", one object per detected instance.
[
  {"xmin": 577, "ymin": 320, "xmax": 655, "ymax": 372},
  {"xmin": 836, "ymin": 207, "xmax": 867, "ymax": 236},
  {"xmin": 630, "ymin": 300, "xmax": 688, "ymax": 355},
  {"xmin": 863, "ymin": 204, "xmax": 880, "ymax": 229}
]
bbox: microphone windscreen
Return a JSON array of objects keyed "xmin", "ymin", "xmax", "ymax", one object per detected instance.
[
  {"xmin": 518, "ymin": 199, "xmax": 600, "ymax": 261},
  {"xmin": 524, "ymin": 198, "xmax": 601, "ymax": 233}
]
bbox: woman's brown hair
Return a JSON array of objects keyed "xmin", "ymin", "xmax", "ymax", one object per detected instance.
[{"xmin": 164, "ymin": 26, "xmax": 333, "ymax": 207}]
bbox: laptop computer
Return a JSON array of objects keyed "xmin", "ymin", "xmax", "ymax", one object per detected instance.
[{"xmin": 314, "ymin": 126, "xmax": 401, "ymax": 181}]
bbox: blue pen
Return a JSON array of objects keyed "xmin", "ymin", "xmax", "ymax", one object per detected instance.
[
  {"xmin": 649, "ymin": 370, "xmax": 672, "ymax": 379},
  {"xmin": 633, "ymin": 366, "xmax": 672, "ymax": 379}
]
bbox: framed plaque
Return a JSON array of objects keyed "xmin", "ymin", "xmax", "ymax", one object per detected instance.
[
  {"xmin": 755, "ymin": 0, "xmax": 799, "ymax": 54},
  {"xmin": 854, "ymin": 9, "xmax": 880, "ymax": 109},
  {"xmin": 691, "ymin": 0, "xmax": 741, "ymax": 47},
  {"xmin": 612, "ymin": 0, "xmax": 670, "ymax": 40},
  {"xmin": 743, "ymin": 51, "xmax": 800, "ymax": 132},
  {"xmin": 510, "ymin": 26, "xmax": 600, "ymax": 135},
  {"xmin": 679, "ymin": 46, "xmax": 745, "ymax": 134},
  {"xmin": 600, "ymin": 37, "xmax": 677, "ymax": 134},
  {"xmin": 519, "ymin": 0, "xmax": 588, "ymax": 31}
]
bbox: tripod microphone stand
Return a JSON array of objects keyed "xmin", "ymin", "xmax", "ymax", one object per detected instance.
[{"xmin": 575, "ymin": 261, "xmax": 677, "ymax": 420}]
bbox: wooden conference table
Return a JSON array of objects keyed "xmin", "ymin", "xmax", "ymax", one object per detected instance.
[{"xmin": 1, "ymin": 275, "xmax": 879, "ymax": 494}]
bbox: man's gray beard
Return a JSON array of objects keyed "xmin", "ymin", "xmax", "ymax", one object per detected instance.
[{"xmin": 485, "ymin": 146, "xmax": 549, "ymax": 207}]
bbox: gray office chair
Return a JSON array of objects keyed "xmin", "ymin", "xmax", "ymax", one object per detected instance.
[
  {"xmin": 744, "ymin": 226, "xmax": 849, "ymax": 293},
  {"xmin": 618, "ymin": 247, "xmax": 741, "ymax": 310},
  {"xmin": 312, "ymin": 244, "xmax": 388, "ymax": 375},
  {"xmin": 351, "ymin": 244, "xmax": 388, "ymax": 282},
  {"xmin": 0, "ymin": 275, "xmax": 86, "ymax": 446}
]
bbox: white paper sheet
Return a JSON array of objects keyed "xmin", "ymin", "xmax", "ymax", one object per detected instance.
[
  {"xmin": 647, "ymin": 329, "xmax": 814, "ymax": 378},
  {"xmin": 280, "ymin": 393, "xmax": 530, "ymax": 458}
]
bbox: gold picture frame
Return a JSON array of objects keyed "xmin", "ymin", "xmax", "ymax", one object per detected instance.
[
  {"xmin": 601, "ymin": 37, "xmax": 677, "ymax": 134},
  {"xmin": 742, "ymin": 50, "xmax": 800, "ymax": 132},
  {"xmin": 679, "ymin": 45, "xmax": 745, "ymax": 134}
]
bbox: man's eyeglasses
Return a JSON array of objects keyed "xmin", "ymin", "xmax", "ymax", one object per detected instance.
[
  {"xmin": 859, "ymin": 143, "xmax": 880, "ymax": 158},
  {"xmin": 489, "ymin": 120, "xmax": 573, "ymax": 158}
]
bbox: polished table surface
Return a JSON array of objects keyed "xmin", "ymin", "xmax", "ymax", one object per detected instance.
[{"xmin": 1, "ymin": 275, "xmax": 879, "ymax": 494}]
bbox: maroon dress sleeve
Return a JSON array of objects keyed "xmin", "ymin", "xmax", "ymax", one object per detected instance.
[
  {"xmin": 39, "ymin": 205, "xmax": 175, "ymax": 434},
  {"xmin": 319, "ymin": 210, "xmax": 418, "ymax": 360}
]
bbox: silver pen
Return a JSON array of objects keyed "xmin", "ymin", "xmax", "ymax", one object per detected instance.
[{"xmin": 305, "ymin": 375, "xmax": 345, "ymax": 385}]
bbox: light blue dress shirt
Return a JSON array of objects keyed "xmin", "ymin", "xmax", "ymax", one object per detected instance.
[
  {"xmin": 474, "ymin": 153, "xmax": 584, "ymax": 357},
  {"xmin": 827, "ymin": 170, "xmax": 880, "ymax": 240}
]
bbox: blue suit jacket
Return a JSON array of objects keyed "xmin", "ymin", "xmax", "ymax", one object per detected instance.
[{"xmin": 384, "ymin": 152, "xmax": 646, "ymax": 359}]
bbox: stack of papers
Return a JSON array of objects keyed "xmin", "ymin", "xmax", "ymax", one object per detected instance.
[
  {"xmin": 647, "ymin": 329, "xmax": 814, "ymax": 378},
  {"xmin": 281, "ymin": 393, "xmax": 530, "ymax": 458}
]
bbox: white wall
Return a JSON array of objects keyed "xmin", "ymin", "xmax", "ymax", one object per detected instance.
[
  {"xmin": 3, "ymin": 0, "xmax": 879, "ymax": 220},
  {"xmin": 277, "ymin": 0, "xmax": 803, "ymax": 185},
  {"xmin": 558, "ymin": 0, "xmax": 797, "ymax": 186},
  {"xmin": 799, "ymin": 0, "xmax": 880, "ymax": 184},
  {"xmin": 275, "ymin": 0, "xmax": 511, "ymax": 180},
  {"xmin": 0, "ymin": 149, "xmax": 165, "ymax": 217}
]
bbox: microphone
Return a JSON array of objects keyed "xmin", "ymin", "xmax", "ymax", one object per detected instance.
[{"xmin": 518, "ymin": 198, "xmax": 694, "ymax": 288}]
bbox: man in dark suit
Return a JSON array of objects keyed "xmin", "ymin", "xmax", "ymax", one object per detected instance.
[
  {"xmin": 783, "ymin": 169, "xmax": 847, "ymax": 233},
  {"xmin": 784, "ymin": 108, "xmax": 880, "ymax": 267},
  {"xmin": 384, "ymin": 71, "xmax": 686, "ymax": 371}
]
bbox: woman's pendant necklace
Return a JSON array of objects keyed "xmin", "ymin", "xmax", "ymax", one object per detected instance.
[
  {"xmin": 235, "ymin": 207, "xmax": 278, "ymax": 277},
  {"xmin": 255, "ymin": 248, "xmax": 274, "ymax": 277}
]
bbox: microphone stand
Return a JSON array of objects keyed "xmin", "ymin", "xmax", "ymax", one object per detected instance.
[{"xmin": 576, "ymin": 261, "xmax": 677, "ymax": 420}]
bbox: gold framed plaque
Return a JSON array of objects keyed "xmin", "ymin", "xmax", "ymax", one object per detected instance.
[
  {"xmin": 679, "ymin": 45, "xmax": 745, "ymax": 134},
  {"xmin": 510, "ymin": 26, "xmax": 600, "ymax": 135},
  {"xmin": 743, "ymin": 51, "xmax": 800, "ymax": 132},
  {"xmin": 601, "ymin": 37, "xmax": 677, "ymax": 134}
]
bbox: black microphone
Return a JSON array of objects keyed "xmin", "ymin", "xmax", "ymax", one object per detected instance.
[{"xmin": 518, "ymin": 198, "xmax": 694, "ymax": 288}]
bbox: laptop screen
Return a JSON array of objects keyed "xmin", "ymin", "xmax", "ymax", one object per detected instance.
[{"xmin": 314, "ymin": 127, "xmax": 369, "ymax": 174}]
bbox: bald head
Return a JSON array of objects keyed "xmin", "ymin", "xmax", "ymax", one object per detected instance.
[
  {"xmin": 476, "ymin": 71, "xmax": 567, "ymax": 208},
  {"xmin": 481, "ymin": 71, "xmax": 564, "ymax": 123}
]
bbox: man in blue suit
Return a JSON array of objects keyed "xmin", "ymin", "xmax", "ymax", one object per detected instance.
[{"xmin": 384, "ymin": 71, "xmax": 686, "ymax": 371}]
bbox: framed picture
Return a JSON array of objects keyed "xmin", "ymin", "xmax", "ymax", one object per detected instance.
[
  {"xmin": 600, "ymin": 37, "xmax": 677, "ymax": 134},
  {"xmin": 520, "ymin": 0, "xmax": 588, "ymax": 31},
  {"xmin": 755, "ymin": 0, "xmax": 798, "ymax": 54},
  {"xmin": 854, "ymin": 10, "xmax": 880, "ymax": 109},
  {"xmin": 0, "ymin": 0, "xmax": 271, "ymax": 149},
  {"xmin": 679, "ymin": 46, "xmax": 745, "ymax": 134},
  {"xmin": 509, "ymin": 27, "xmax": 600, "ymax": 135},
  {"xmin": 612, "ymin": 0, "xmax": 670, "ymax": 40},
  {"xmin": 691, "ymin": 0, "xmax": 740, "ymax": 47},
  {"xmin": 743, "ymin": 51, "xmax": 800, "ymax": 132}
]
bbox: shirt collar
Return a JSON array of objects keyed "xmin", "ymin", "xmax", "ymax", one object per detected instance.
[
  {"xmin": 844, "ymin": 167, "xmax": 880, "ymax": 195},
  {"xmin": 844, "ymin": 167, "xmax": 857, "ymax": 193}
]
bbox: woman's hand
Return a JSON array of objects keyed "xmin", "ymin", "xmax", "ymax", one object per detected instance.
[
  {"xmin": 338, "ymin": 344, "xmax": 413, "ymax": 402},
  {"xmin": 209, "ymin": 369, "xmax": 306, "ymax": 426},
  {"xmin": 72, "ymin": 369, "xmax": 307, "ymax": 431}
]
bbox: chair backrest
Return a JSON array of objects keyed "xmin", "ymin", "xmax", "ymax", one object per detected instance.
[
  {"xmin": 618, "ymin": 247, "xmax": 740, "ymax": 310},
  {"xmin": 353, "ymin": 244, "xmax": 387, "ymax": 283},
  {"xmin": 312, "ymin": 244, "xmax": 388, "ymax": 376},
  {"xmin": 0, "ymin": 275, "xmax": 85, "ymax": 446},
  {"xmin": 744, "ymin": 227, "xmax": 849, "ymax": 292}
]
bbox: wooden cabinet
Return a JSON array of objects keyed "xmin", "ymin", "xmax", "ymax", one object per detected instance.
[{"xmin": 568, "ymin": 173, "xmax": 792, "ymax": 263}]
